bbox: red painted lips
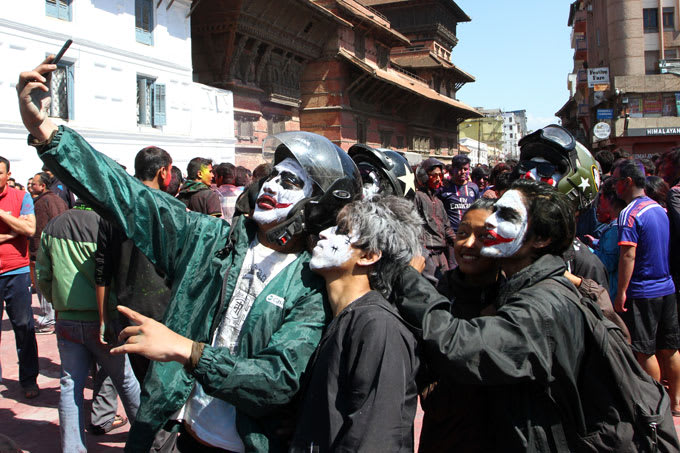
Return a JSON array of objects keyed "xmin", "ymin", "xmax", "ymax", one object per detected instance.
[
  {"xmin": 482, "ymin": 230, "xmax": 514, "ymax": 246},
  {"xmin": 256, "ymin": 195, "xmax": 292, "ymax": 210}
]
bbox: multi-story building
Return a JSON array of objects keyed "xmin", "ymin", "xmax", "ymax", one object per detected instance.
[
  {"xmin": 1, "ymin": 0, "xmax": 235, "ymax": 184},
  {"xmin": 557, "ymin": 0, "xmax": 680, "ymax": 158},
  {"xmin": 459, "ymin": 108, "xmax": 504, "ymax": 166},
  {"xmin": 502, "ymin": 110, "xmax": 527, "ymax": 160},
  {"xmin": 191, "ymin": 0, "xmax": 480, "ymax": 167}
]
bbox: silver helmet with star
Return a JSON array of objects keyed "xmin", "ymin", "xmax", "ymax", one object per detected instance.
[
  {"xmin": 518, "ymin": 124, "xmax": 601, "ymax": 210},
  {"xmin": 348, "ymin": 144, "xmax": 416, "ymax": 200}
]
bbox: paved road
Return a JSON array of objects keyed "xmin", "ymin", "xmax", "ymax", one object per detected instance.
[{"xmin": 1, "ymin": 295, "xmax": 127, "ymax": 452}]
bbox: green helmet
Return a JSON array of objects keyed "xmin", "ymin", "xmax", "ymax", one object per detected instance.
[{"xmin": 518, "ymin": 124, "xmax": 601, "ymax": 210}]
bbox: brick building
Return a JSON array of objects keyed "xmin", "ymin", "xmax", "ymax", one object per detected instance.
[
  {"xmin": 558, "ymin": 0, "xmax": 680, "ymax": 158},
  {"xmin": 191, "ymin": 0, "xmax": 480, "ymax": 167}
]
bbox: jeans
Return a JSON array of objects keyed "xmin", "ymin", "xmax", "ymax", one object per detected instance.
[
  {"xmin": 56, "ymin": 319, "xmax": 140, "ymax": 453},
  {"xmin": 0, "ymin": 272, "xmax": 39, "ymax": 387}
]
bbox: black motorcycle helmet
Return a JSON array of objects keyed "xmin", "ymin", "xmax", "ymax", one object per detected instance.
[
  {"xmin": 259, "ymin": 132, "xmax": 362, "ymax": 244},
  {"xmin": 348, "ymin": 144, "xmax": 416, "ymax": 200}
]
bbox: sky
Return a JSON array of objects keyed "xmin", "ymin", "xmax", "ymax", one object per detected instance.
[{"xmin": 452, "ymin": 0, "xmax": 575, "ymax": 132}]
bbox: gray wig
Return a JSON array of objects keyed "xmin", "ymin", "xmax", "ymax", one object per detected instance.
[{"xmin": 338, "ymin": 195, "xmax": 423, "ymax": 297}]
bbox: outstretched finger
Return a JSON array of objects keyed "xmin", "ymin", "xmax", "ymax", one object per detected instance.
[
  {"xmin": 117, "ymin": 325, "xmax": 142, "ymax": 343},
  {"xmin": 111, "ymin": 343, "xmax": 142, "ymax": 356},
  {"xmin": 117, "ymin": 305, "xmax": 148, "ymax": 326}
]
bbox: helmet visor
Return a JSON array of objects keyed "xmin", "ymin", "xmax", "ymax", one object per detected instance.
[{"xmin": 263, "ymin": 132, "xmax": 350, "ymax": 194}]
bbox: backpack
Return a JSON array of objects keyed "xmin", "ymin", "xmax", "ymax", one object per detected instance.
[{"xmin": 554, "ymin": 288, "xmax": 680, "ymax": 452}]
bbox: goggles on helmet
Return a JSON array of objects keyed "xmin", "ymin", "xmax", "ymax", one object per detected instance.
[
  {"xmin": 518, "ymin": 160, "xmax": 557, "ymax": 179},
  {"xmin": 519, "ymin": 125, "xmax": 576, "ymax": 153}
]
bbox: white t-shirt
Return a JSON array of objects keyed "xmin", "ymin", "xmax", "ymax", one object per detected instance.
[{"xmin": 176, "ymin": 239, "xmax": 298, "ymax": 451}]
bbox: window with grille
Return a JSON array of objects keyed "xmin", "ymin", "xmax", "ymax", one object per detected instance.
[
  {"xmin": 135, "ymin": 0, "xmax": 154, "ymax": 45},
  {"xmin": 137, "ymin": 75, "xmax": 166, "ymax": 127},
  {"xmin": 46, "ymin": 0, "xmax": 71, "ymax": 21},
  {"xmin": 50, "ymin": 62, "xmax": 74, "ymax": 120}
]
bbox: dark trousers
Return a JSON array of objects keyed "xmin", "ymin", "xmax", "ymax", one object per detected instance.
[{"xmin": 0, "ymin": 272, "xmax": 39, "ymax": 387}]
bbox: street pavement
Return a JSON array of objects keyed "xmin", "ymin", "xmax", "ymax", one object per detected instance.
[{"xmin": 1, "ymin": 294, "xmax": 678, "ymax": 452}]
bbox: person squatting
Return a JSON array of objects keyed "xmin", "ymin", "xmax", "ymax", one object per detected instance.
[{"xmin": 10, "ymin": 55, "xmax": 680, "ymax": 452}]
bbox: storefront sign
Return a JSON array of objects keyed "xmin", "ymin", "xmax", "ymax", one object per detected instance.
[
  {"xmin": 627, "ymin": 127, "xmax": 680, "ymax": 136},
  {"xmin": 593, "ymin": 122, "xmax": 611, "ymax": 140},
  {"xmin": 587, "ymin": 68, "xmax": 610, "ymax": 87},
  {"xmin": 597, "ymin": 109, "xmax": 613, "ymax": 119}
]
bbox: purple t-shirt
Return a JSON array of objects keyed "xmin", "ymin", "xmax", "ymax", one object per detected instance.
[
  {"xmin": 437, "ymin": 182, "xmax": 480, "ymax": 232},
  {"xmin": 618, "ymin": 196, "xmax": 675, "ymax": 298}
]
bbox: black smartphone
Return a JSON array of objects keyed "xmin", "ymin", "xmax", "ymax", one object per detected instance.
[{"xmin": 52, "ymin": 39, "xmax": 72, "ymax": 65}]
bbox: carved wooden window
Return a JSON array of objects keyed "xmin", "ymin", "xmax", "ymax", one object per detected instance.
[
  {"xmin": 356, "ymin": 118, "xmax": 367, "ymax": 143},
  {"xmin": 355, "ymin": 31, "xmax": 366, "ymax": 60},
  {"xmin": 267, "ymin": 117, "xmax": 286, "ymax": 135},
  {"xmin": 380, "ymin": 130, "xmax": 392, "ymax": 148},
  {"xmin": 377, "ymin": 45, "xmax": 389, "ymax": 69},
  {"xmin": 433, "ymin": 136, "xmax": 441, "ymax": 153},
  {"xmin": 237, "ymin": 117, "xmax": 254, "ymax": 139}
]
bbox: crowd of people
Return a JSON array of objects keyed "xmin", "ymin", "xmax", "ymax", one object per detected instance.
[{"xmin": 1, "ymin": 56, "xmax": 680, "ymax": 452}]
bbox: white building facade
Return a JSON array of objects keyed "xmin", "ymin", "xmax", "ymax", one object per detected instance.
[
  {"xmin": 502, "ymin": 110, "xmax": 528, "ymax": 160},
  {"xmin": 0, "ymin": 0, "xmax": 235, "ymax": 184}
]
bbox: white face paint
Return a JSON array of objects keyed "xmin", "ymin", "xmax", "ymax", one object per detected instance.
[
  {"xmin": 309, "ymin": 226, "xmax": 356, "ymax": 271},
  {"xmin": 252, "ymin": 158, "xmax": 313, "ymax": 225},
  {"xmin": 480, "ymin": 189, "xmax": 529, "ymax": 258},
  {"xmin": 520, "ymin": 157, "xmax": 563, "ymax": 187}
]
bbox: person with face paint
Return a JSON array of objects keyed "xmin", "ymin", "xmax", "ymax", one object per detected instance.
[
  {"xmin": 16, "ymin": 59, "xmax": 362, "ymax": 453},
  {"xmin": 395, "ymin": 179, "xmax": 616, "ymax": 452},
  {"xmin": 177, "ymin": 157, "xmax": 222, "ymax": 217},
  {"xmin": 414, "ymin": 158, "xmax": 456, "ymax": 286},
  {"xmin": 291, "ymin": 196, "xmax": 421, "ymax": 452},
  {"xmin": 418, "ymin": 197, "xmax": 500, "ymax": 453}
]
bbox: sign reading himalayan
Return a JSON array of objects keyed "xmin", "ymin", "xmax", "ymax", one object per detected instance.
[
  {"xmin": 587, "ymin": 68, "xmax": 610, "ymax": 88},
  {"xmin": 627, "ymin": 127, "xmax": 680, "ymax": 136}
]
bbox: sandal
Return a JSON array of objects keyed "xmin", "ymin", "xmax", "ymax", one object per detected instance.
[
  {"xmin": 23, "ymin": 384, "xmax": 39, "ymax": 399},
  {"xmin": 90, "ymin": 415, "xmax": 128, "ymax": 435},
  {"xmin": 672, "ymin": 410, "xmax": 680, "ymax": 417}
]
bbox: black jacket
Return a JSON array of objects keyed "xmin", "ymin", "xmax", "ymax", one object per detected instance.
[
  {"xmin": 396, "ymin": 255, "xmax": 586, "ymax": 452},
  {"xmin": 291, "ymin": 291, "xmax": 419, "ymax": 452}
]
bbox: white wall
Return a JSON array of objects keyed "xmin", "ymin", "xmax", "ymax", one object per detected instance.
[{"xmin": 0, "ymin": 0, "xmax": 235, "ymax": 184}]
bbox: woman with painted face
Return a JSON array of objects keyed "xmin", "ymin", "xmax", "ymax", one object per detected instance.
[
  {"xmin": 395, "ymin": 179, "xmax": 604, "ymax": 452},
  {"xmin": 419, "ymin": 198, "xmax": 500, "ymax": 453},
  {"xmin": 291, "ymin": 196, "xmax": 422, "ymax": 453},
  {"xmin": 413, "ymin": 158, "xmax": 456, "ymax": 286}
]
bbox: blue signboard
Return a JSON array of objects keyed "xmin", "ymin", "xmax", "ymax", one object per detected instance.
[{"xmin": 597, "ymin": 109, "xmax": 614, "ymax": 119}]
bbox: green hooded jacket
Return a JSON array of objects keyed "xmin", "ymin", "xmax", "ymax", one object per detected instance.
[{"xmin": 34, "ymin": 126, "xmax": 329, "ymax": 452}]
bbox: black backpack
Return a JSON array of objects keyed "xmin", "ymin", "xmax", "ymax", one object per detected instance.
[{"xmin": 554, "ymin": 289, "xmax": 680, "ymax": 452}]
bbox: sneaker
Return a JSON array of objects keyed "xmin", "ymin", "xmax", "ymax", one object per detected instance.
[{"xmin": 35, "ymin": 325, "xmax": 55, "ymax": 335}]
